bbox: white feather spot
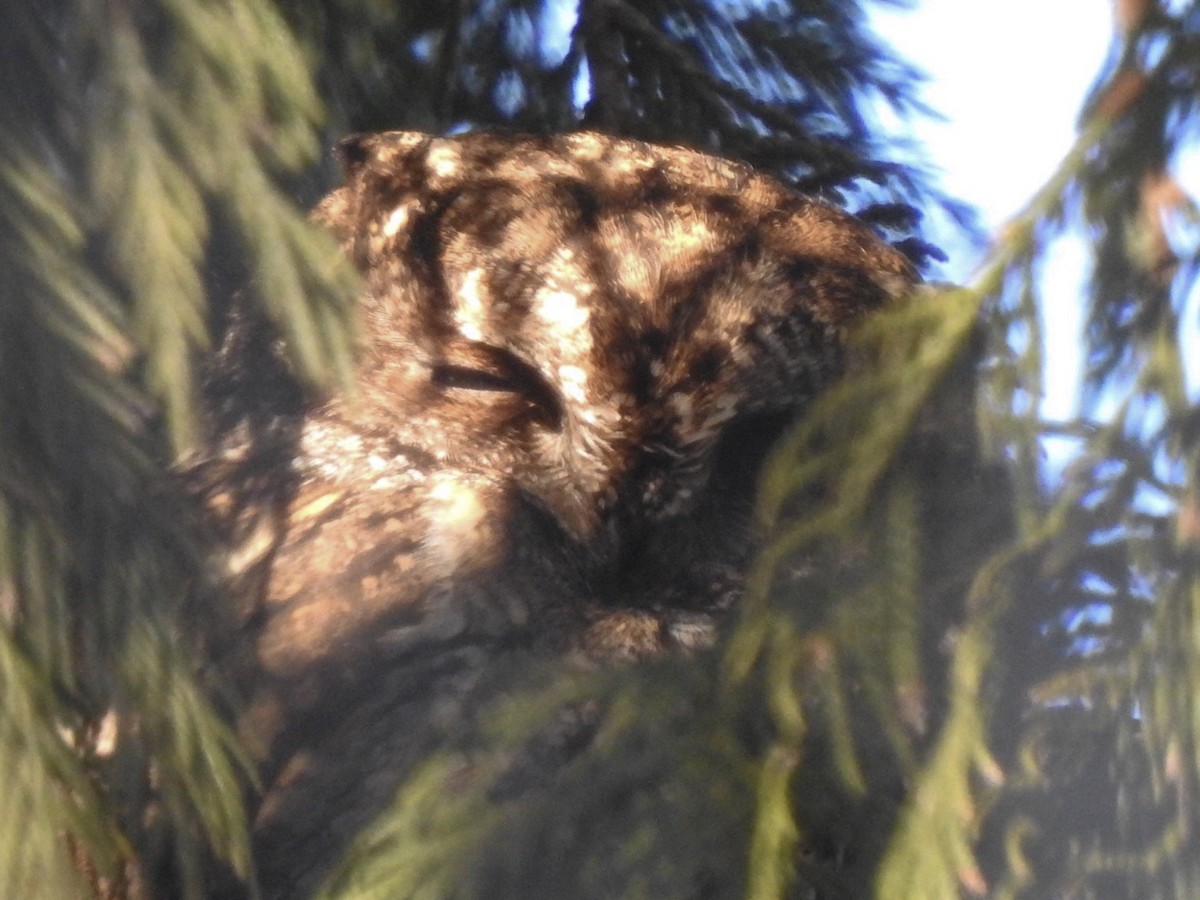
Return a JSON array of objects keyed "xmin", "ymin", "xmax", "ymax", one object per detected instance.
[
  {"xmin": 557, "ymin": 364, "xmax": 589, "ymax": 404},
  {"xmin": 669, "ymin": 392, "xmax": 694, "ymax": 426},
  {"xmin": 456, "ymin": 268, "xmax": 486, "ymax": 341},
  {"xmin": 564, "ymin": 133, "xmax": 605, "ymax": 160},
  {"xmin": 424, "ymin": 476, "xmax": 489, "ymax": 572},
  {"xmin": 382, "ymin": 205, "xmax": 409, "ymax": 237},
  {"xmin": 537, "ymin": 289, "xmax": 589, "ymax": 335},
  {"xmin": 428, "ymin": 144, "xmax": 460, "ymax": 178}
]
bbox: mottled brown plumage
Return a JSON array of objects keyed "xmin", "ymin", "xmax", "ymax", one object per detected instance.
[{"xmin": 191, "ymin": 131, "xmax": 916, "ymax": 897}]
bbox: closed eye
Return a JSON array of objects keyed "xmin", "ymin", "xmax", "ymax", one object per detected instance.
[
  {"xmin": 431, "ymin": 342, "xmax": 564, "ymax": 429},
  {"xmin": 432, "ymin": 364, "xmax": 520, "ymax": 393}
]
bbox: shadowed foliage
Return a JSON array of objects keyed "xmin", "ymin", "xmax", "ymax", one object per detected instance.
[{"xmin": 3, "ymin": 2, "xmax": 1200, "ymax": 899}]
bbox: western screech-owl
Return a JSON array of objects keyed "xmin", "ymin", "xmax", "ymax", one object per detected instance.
[{"xmin": 193, "ymin": 130, "xmax": 916, "ymax": 897}]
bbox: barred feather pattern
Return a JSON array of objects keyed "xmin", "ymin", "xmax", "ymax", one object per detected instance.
[{"xmin": 190, "ymin": 130, "xmax": 916, "ymax": 897}]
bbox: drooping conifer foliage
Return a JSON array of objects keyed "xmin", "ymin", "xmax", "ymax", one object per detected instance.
[
  {"xmin": 742, "ymin": 5, "xmax": 1200, "ymax": 896},
  {"xmin": 2, "ymin": 1, "xmax": 1198, "ymax": 898},
  {"xmin": 0, "ymin": 1, "xmax": 356, "ymax": 895}
]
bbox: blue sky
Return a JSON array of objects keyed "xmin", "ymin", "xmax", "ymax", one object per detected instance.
[
  {"xmin": 871, "ymin": 1, "xmax": 1112, "ymax": 241},
  {"xmin": 870, "ymin": 1, "xmax": 1114, "ymax": 421}
]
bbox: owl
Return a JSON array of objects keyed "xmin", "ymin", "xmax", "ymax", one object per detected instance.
[{"xmin": 190, "ymin": 130, "xmax": 916, "ymax": 897}]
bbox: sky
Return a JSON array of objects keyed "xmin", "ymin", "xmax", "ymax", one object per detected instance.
[
  {"xmin": 869, "ymin": 0, "xmax": 1115, "ymax": 422},
  {"xmin": 871, "ymin": 1, "xmax": 1112, "ymax": 239},
  {"xmin": 545, "ymin": 0, "xmax": 1180, "ymax": 418}
]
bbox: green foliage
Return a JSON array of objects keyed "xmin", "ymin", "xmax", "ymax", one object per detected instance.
[
  {"xmin": 7, "ymin": 1, "xmax": 1200, "ymax": 898},
  {"xmin": 729, "ymin": 8, "xmax": 1200, "ymax": 897},
  {"xmin": 318, "ymin": 660, "xmax": 758, "ymax": 900},
  {"xmin": 0, "ymin": 0, "xmax": 355, "ymax": 894},
  {"xmin": 0, "ymin": 619, "xmax": 115, "ymax": 899}
]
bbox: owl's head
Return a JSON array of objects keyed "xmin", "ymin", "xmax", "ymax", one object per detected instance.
[{"xmin": 313, "ymin": 130, "xmax": 915, "ymax": 584}]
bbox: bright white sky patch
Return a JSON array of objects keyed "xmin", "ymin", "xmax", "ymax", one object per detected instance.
[
  {"xmin": 871, "ymin": 1, "xmax": 1113, "ymax": 422},
  {"xmin": 871, "ymin": 1, "xmax": 1111, "ymax": 237}
]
